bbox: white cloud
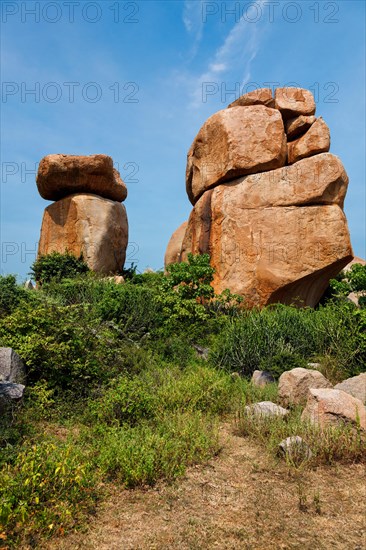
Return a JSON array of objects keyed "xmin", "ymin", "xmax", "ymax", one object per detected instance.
[
  {"xmin": 183, "ymin": 1, "xmax": 204, "ymax": 59},
  {"xmin": 188, "ymin": 0, "xmax": 267, "ymax": 107}
]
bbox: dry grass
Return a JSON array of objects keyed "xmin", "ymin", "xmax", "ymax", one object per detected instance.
[{"xmin": 43, "ymin": 423, "xmax": 366, "ymax": 550}]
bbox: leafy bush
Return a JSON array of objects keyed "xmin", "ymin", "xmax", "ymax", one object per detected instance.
[
  {"xmin": 30, "ymin": 252, "xmax": 89, "ymax": 285},
  {"xmin": 0, "ymin": 300, "xmax": 155, "ymax": 391},
  {"xmin": 164, "ymin": 253, "xmax": 215, "ymax": 302},
  {"xmin": 238, "ymin": 405, "xmax": 366, "ymax": 466},
  {"xmin": 87, "ymin": 376, "xmax": 157, "ymax": 426},
  {"xmin": 328, "ymin": 263, "xmax": 366, "ymax": 298},
  {"xmin": 0, "ymin": 275, "xmax": 30, "ymax": 317}
]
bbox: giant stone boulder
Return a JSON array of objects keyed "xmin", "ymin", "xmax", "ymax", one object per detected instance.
[
  {"xmin": 38, "ymin": 194, "xmax": 128, "ymax": 274},
  {"xmin": 171, "ymin": 87, "xmax": 354, "ymax": 308},
  {"xmin": 186, "ymin": 105, "xmax": 287, "ymax": 204},
  {"xmin": 37, "ymin": 154, "xmax": 127, "ymax": 202}
]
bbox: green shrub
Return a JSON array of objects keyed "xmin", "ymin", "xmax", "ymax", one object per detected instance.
[
  {"xmin": 0, "ymin": 300, "xmax": 156, "ymax": 392},
  {"xmin": 88, "ymin": 412, "xmax": 219, "ymax": 487},
  {"xmin": 0, "ymin": 275, "xmax": 30, "ymax": 317},
  {"xmin": 87, "ymin": 376, "xmax": 157, "ymax": 426},
  {"xmin": 238, "ymin": 406, "xmax": 366, "ymax": 467},
  {"xmin": 30, "ymin": 252, "xmax": 89, "ymax": 285},
  {"xmin": 327, "ymin": 263, "xmax": 366, "ymax": 298},
  {"xmin": 0, "ymin": 440, "xmax": 98, "ymax": 546}
]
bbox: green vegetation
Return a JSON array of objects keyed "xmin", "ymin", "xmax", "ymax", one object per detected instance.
[
  {"xmin": 0, "ymin": 255, "xmax": 365, "ymax": 547},
  {"xmin": 30, "ymin": 251, "xmax": 89, "ymax": 285}
]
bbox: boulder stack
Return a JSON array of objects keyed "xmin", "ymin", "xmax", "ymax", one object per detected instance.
[
  {"xmin": 166, "ymin": 87, "xmax": 353, "ymax": 307},
  {"xmin": 37, "ymin": 155, "xmax": 128, "ymax": 274}
]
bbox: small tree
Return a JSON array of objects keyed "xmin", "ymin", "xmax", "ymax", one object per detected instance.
[
  {"xmin": 164, "ymin": 253, "xmax": 215, "ymax": 303},
  {"xmin": 30, "ymin": 252, "xmax": 89, "ymax": 285}
]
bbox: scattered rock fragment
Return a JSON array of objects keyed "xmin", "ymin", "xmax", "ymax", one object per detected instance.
[{"xmin": 278, "ymin": 436, "xmax": 313, "ymax": 461}]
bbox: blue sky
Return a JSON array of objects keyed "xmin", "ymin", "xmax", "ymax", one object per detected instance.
[{"xmin": 1, "ymin": 0, "xmax": 365, "ymax": 278}]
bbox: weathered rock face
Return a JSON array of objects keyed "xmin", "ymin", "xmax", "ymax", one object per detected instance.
[
  {"xmin": 278, "ymin": 367, "xmax": 332, "ymax": 406},
  {"xmin": 301, "ymin": 388, "xmax": 366, "ymax": 430},
  {"xmin": 334, "ymin": 373, "xmax": 366, "ymax": 404},
  {"xmin": 0, "ymin": 348, "xmax": 26, "ymax": 384},
  {"xmin": 178, "ymin": 87, "xmax": 354, "ymax": 307},
  {"xmin": 287, "ymin": 118, "xmax": 330, "ymax": 165},
  {"xmin": 228, "ymin": 88, "xmax": 275, "ymax": 108},
  {"xmin": 37, "ymin": 154, "xmax": 127, "ymax": 202},
  {"xmin": 0, "ymin": 382, "xmax": 25, "ymax": 413},
  {"xmin": 181, "ymin": 156, "xmax": 353, "ymax": 307},
  {"xmin": 275, "ymin": 87, "xmax": 316, "ymax": 119},
  {"xmin": 164, "ymin": 221, "xmax": 188, "ymax": 267},
  {"xmin": 186, "ymin": 105, "xmax": 287, "ymax": 204},
  {"xmin": 38, "ymin": 194, "xmax": 128, "ymax": 273}
]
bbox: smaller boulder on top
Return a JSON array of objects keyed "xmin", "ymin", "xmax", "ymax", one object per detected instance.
[{"xmin": 37, "ymin": 154, "xmax": 127, "ymax": 202}]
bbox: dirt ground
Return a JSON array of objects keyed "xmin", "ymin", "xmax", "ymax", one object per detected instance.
[{"xmin": 46, "ymin": 424, "xmax": 366, "ymax": 550}]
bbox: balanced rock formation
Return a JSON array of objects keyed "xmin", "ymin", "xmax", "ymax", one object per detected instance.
[
  {"xmin": 166, "ymin": 86, "xmax": 353, "ymax": 307},
  {"xmin": 37, "ymin": 155, "xmax": 128, "ymax": 274}
]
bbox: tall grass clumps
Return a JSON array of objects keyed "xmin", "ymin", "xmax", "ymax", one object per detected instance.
[
  {"xmin": 211, "ymin": 301, "xmax": 366, "ymax": 380},
  {"xmin": 237, "ymin": 406, "xmax": 366, "ymax": 467}
]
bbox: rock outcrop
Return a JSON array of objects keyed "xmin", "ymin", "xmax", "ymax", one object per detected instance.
[
  {"xmin": 186, "ymin": 105, "xmax": 287, "ymax": 204},
  {"xmin": 37, "ymin": 155, "xmax": 129, "ymax": 274},
  {"xmin": 251, "ymin": 370, "xmax": 275, "ymax": 387},
  {"xmin": 166, "ymin": 86, "xmax": 354, "ymax": 307},
  {"xmin": 0, "ymin": 348, "xmax": 26, "ymax": 415}
]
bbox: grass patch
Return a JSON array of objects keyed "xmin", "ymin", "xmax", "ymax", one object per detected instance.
[{"xmin": 237, "ymin": 406, "xmax": 366, "ymax": 468}]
